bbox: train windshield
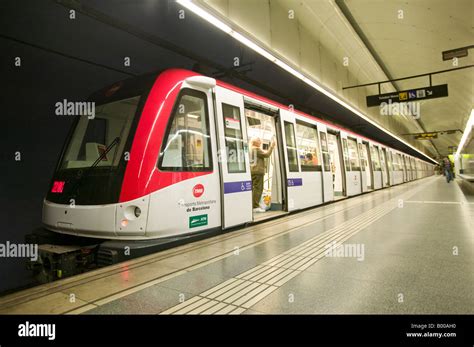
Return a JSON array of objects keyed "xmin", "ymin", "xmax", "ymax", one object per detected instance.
[
  {"xmin": 60, "ymin": 97, "xmax": 139, "ymax": 170},
  {"xmin": 47, "ymin": 95, "xmax": 144, "ymax": 206}
]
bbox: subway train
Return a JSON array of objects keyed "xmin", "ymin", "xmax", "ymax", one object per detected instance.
[{"xmin": 43, "ymin": 68, "xmax": 435, "ymax": 242}]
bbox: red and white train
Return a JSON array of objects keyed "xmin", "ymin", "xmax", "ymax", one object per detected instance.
[{"xmin": 43, "ymin": 68, "xmax": 435, "ymax": 241}]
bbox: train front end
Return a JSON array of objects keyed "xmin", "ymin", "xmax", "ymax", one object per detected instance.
[{"xmin": 42, "ymin": 73, "xmax": 159, "ymax": 240}]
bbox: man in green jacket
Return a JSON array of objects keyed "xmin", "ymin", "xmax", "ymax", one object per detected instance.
[{"xmin": 250, "ymin": 137, "xmax": 276, "ymax": 213}]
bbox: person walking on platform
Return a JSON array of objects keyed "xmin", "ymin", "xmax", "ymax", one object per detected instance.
[
  {"xmin": 442, "ymin": 157, "xmax": 453, "ymax": 183},
  {"xmin": 250, "ymin": 137, "xmax": 276, "ymax": 213}
]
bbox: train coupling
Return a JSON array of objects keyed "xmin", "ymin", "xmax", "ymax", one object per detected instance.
[{"xmin": 26, "ymin": 244, "xmax": 98, "ymax": 283}]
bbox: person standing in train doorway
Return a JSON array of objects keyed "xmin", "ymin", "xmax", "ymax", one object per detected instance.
[
  {"xmin": 442, "ymin": 157, "xmax": 453, "ymax": 183},
  {"xmin": 250, "ymin": 137, "xmax": 276, "ymax": 213}
]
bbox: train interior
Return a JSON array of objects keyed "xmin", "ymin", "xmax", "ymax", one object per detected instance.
[
  {"xmin": 326, "ymin": 132, "xmax": 345, "ymax": 199},
  {"xmin": 245, "ymin": 108, "xmax": 285, "ymax": 221}
]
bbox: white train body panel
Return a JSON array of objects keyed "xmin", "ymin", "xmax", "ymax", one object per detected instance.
[{"xmin": 147, "ymin": 175, "xmax": 221, "ymax": 239}]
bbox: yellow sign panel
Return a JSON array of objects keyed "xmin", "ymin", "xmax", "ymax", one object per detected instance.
[
  {"xmin": 399, "ymin": 92, "xmax": 408, "ymax": 101},
  {"xmin": 415, "ymin": 133, "xmax": 437, "ymax": 140}
]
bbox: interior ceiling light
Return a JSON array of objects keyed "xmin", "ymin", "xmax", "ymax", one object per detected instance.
[
  {"xmin": 176, "ymin": 0, "xmax": 437, "ymax": 164},
  {"xmin": 455, "ymin": 108, "xmax": 474, "ymax": 159}
]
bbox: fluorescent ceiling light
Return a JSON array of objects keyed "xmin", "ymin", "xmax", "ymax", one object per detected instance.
[
  {"xmin": 177, "ymin": 0, "xmax": 232, "ymax": 33},
  {"xmin": 176, "ymin": 0, "xmax": 437, "ymax": 164},
  {"xmin": 455, "ymin": 108, "xmax": 474, "ymax": 159}
]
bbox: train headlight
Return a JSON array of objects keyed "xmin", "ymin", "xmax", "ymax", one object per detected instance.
[
  {"xmin": 124, "ymin": 205, "xmax": 142, "ymax": 221},
  {"xmin": 134, "ymin": 207, "xmax": 141, "ymax": 218}
]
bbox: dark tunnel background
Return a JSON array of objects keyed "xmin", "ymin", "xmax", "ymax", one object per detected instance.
[{"xmin": 0, "ymin": 0, "xmax": 434, "ymax": 294}]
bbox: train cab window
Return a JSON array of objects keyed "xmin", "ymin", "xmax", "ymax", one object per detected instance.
[
  {"xmin": 60, "ymin": 96, "xmax": 139, "ymax": 169},
  {"xmin": 222, "ymin": 103, "xmax": 245, "ymax": 173},
  {"xmin": 159, "ymin": 89, "xmax": 212, "ymax": 171},
  {"xmin": 284, "ymin": 122, "xmax": 299, "ymax": 172},
  {"xmin": 295, "ymin": 122, "xmax": 322, "ymax": 171},
  {"xmin": 347, "ymin": 138, "xmax": 360, "ymax": 171},
  {"xmin": 319, "ymin": 131, "xmax": 331, "ymax": 172},
  {"xmin": 76, "ymin": 118, "xmax": 107, "ymax": 161}
]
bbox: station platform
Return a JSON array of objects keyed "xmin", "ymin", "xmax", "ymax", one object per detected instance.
[{"xmin": 1, "ymin": 176, "xmax": 472, "ymax": 315}]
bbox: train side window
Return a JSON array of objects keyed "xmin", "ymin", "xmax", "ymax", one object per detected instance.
[
  {"xmin": 358, "ymin": 143, "xmax": 365, "ymax": 171},
  {"xmin": 390, "ymin": 152, "xmax": 398, "ymax": 170},
  {"xmin": 295, "ymin": 121, "xmax": 322, "ymax": 172},
  {"xmin": 399, "ymin": 155, "xmax": 403, "ymax": 170},
  {"xmin": 379, "ymin": 148, "xmax": 386, "ymax": 171},
  {"xmin": 388, "ymin": 151, "xmax": 394, "ymax": 171},
  {"xmin": 284, "ymin": 121, "xmax": 299, "ymax": 172},
  {"xmin": 158, "ymin": 89, "xmax": 212, "ymax": 172},
  {"xmin": 222, "ymin": 103, "xmax": 246, "ymax": 173},
  {"xmin": 347, "ymin": 138, "xmax": 360, "ymax": 171},
  {"xmin": 342, "ymin": 138, "xmax": 351, "ymax": 171},
  {"xmin": 371, "ymin": 146, "xmax": 381, "ymax": 171},
  {"xmin": 319, "ymin": 131, "xmax": 331, "ymax": 172}
]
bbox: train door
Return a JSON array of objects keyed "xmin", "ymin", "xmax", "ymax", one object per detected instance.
[
  {"xmin": 379, "ymin": 147, "xmax": 388, "ymax": 187},
  {"xmin": 279, "ymin": 109, "xmax": 301, "ymax": 211},
  {"xmin": 362, "ymin": 141, "xmax": 373, "ymax": 190},
  {"xmin": 414, "ymin": 158, "xmax": 418, "ymax": 179},
  {"xmin": 400, "ymin": 155, "xmax": 405, "ymax": 182},
  {"xmin": 214, "ymin": 86, "xmax": 252, "ymax": 229},
  {"xmin": 408, "ymin": 156, "xmax": 413, "ymax": 180},
  {"xmin": 343, "ymin": 135, "xmax": 362, "ymax": 196},
  {"xmin": 402, "ymin": 155, "xmax": 409, "ymax": 181},
  {"xmin": 395, "ymin": 153, "xmax": 401, "ymax": 183},
  {"xmin": 371, "ymin": 145, "xmax": 382, "ymax": 189},
  {"xmin": 294, "ymin": 120, "xmax": 324, "ymax": 208},
  {"xmin": 327, "ymin": 131, "xmax": 345, "ymax": 199},
  {"xmin": 245, "ymin": 105, "xmax": 285, "ymax": 220},
  {"xmin": 382, "ymin": 148, "xmax": 393, "ymax": 186},
  {"xmin": 319, "ymin": 126, "xmax": 333, "ymax": 202},
  {"xmin": 358, "ymin": 141, "xmax": 368, "ymax": 193},
  {"xmin": 397, "ymin": 152, "xmax": 404, "ymax": 184}
]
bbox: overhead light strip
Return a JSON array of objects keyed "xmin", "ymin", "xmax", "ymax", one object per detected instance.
[
  {"xmin": 455, "ymin": 109, "xmax": 474, "ymax": 159},
  {"xmin": 176, "ymin": 0, "xmax": 437, "ymax": 164}
]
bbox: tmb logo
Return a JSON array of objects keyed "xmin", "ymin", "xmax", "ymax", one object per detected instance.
[{"xmin": 193, "ymin": 184, "xmax": 204, "ymax": 198}]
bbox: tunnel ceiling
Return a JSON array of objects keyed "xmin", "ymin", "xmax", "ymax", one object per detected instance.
[{"xmin": 2, "ymin": 0, "xmax": 468, "ymax": 162}]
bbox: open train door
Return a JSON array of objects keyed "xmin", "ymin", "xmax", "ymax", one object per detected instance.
[{"xmin": 214, "ymin": 86, "xmax": 253, "ymax": 229}]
